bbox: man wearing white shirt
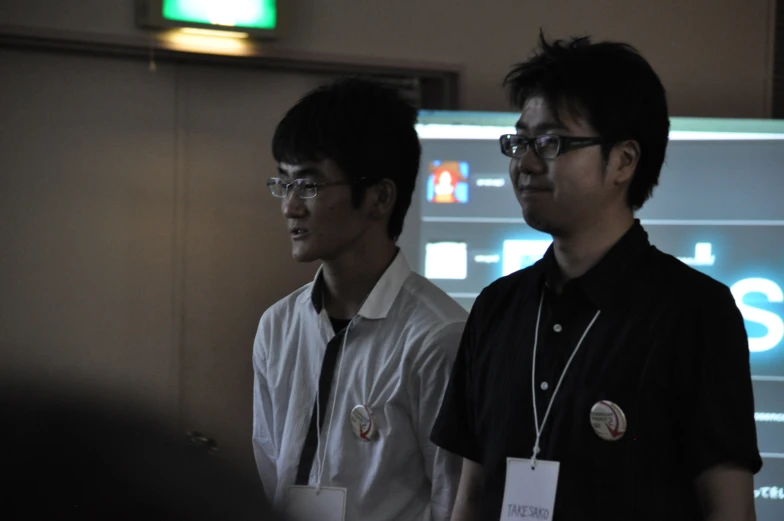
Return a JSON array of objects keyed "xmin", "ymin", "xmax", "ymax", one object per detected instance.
[{"xmin": 252, "ymin": 78, "xmax": 467, "ymax": 521}]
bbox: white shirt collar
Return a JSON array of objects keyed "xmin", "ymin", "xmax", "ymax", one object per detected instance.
[{"xmin": 307, "ymin": 249, "xmax": 412, "ymax": 320}]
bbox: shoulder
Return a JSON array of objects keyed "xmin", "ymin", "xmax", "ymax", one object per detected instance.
[
  {"xmin": 643, "ymin": 248, "xmax": 736, "ymax": 307},
  {"xmin": 394, "ymin": 273, "xmax": 469, "ymax": 364},
  {"xmin": 259, "ymin": 281, "xmax": 313, "ymax": 327},
  {"xmin": 254, "ymin": 281, "xmax": 314, "ymax": 358},
  {"xmin": 419, "ymin": 263, "xmax": 543, "ymax": 367},
  {"xmin": 398, "ymin": 272, "xmax": 469, "ymax": 329},
  {"xmin": 482, "ymin": 265, "xmax": 539, "ymax": 302},
  {"xmin": 468, "ymin": 262, "xmax": 542, "ymax": 331},
  {"xmin": 631, "ymin": 249, "xmax": 748, "ymax": 359}
]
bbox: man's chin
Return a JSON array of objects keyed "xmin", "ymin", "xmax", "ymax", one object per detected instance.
[
  {"xmin": 290, "ymin": 246, "xmax": 320, "ymax": 263},
  {"xmin": 291, "ymin": 253, "xmax": 317, "ymax": 263},
  {"xmin": 522, "ymin": 212, "xmax": 569, "ymax": 238},
  {"xmin": 521, "ymin": 209, "xmax": 548, "ymax": 233}
]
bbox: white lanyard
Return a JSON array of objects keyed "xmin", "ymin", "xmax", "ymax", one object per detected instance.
[{"xmin": 531, "ymin": 288, "xmax": 601, "ymax": 467}]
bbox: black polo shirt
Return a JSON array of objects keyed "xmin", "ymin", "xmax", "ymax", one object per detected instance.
[{"xmin": 430, "ymin": 221, "xmax": 762, "ymax": 521}]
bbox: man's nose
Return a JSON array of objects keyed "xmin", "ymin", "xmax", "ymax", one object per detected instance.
[
  {"xmin": 518, "ymin": 146, "xmax": 547, "ymax": 175},
  {"xmin": 510, "ymin": 148, "xmax": 546, "ymax": 183},
  {"xmin": 282, "ymin": 189, "xmax": 307, "ymax": 217}
]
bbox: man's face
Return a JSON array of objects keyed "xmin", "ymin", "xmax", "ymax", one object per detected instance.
[
  {"xmin": 276, "ymin": 159, "xmax": 371, "ymax": 263},
  {"xmin": 509, "ymin": 96, "xmax": 615, "ymax": 237}
]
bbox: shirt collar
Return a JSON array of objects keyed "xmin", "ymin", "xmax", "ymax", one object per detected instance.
[
  {"xmin": 308, "ymin": 249, "xmax": 412, "ymax": 320},
  {"xmin": 540, "ymin": 219, "xmax": 651, "ymax": 308}
]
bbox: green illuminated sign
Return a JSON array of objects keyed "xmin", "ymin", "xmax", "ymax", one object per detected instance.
[{"xmin": 162, "ymin": 0, "xmax": 276, "ymax": 30}]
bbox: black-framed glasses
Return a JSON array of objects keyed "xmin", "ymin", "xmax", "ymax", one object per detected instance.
[
  {"xmin": 266, "ymin": 177, "xmax": 367, "ymax": 199},
  {"xmin": 499, "ymin": 134, "xmax": 604, "ymax": 159}
]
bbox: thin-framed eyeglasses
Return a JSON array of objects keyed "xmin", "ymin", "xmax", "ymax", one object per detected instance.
[
  {"xmin": 266, "ymin": 177, "xmax": 368, "ymax": 199},
  {"xmin": 499, "ymin": 134, "xmax": 604, "ymax": 159}
]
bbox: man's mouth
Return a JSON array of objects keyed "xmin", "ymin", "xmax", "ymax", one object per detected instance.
[
  {"xmin": 519, "ymin": 185, "xmax": 550, "ymax": 192},
  {"xmin": 289, "ymin": 227, "xmax": 309, "ymax": 239}
]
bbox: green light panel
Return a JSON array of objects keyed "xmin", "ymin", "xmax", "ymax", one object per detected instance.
[{"xmin": 162, "ymin": 0, "xmax": 276, "ymax": 30}]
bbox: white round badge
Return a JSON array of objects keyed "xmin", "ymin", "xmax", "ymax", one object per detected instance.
[
  {"xmin": 589, "ymin": 400, "xmax": 627, "ymax": 441},
  {"xmin": 350, "ymin": 404, "xmax": 378, "ymax": 441}
]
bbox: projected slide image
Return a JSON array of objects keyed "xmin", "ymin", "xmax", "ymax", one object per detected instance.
[
  {"xmin": 676, "ymin": 242, "xmax": 716, "ymax": 267},
  {"xmin": 418, "ymin": 140, "xmax": 521, "ymax": 220},
  {"xmin": 420, "ymin": 222, "xmax": 552, "ymax": 297},
  {"xmin": 754, "ymin": 458, "xmax": 784, "ymax": 520},
  {"xmin": 425, "ymin": 241, "xmax": 468, "ymax": 280},
  {"xmin": 502, "ymin": 239, "xmax": 552, "ymax": 276},
  {"xmin": 426, "ymin": 161, "xmax": 469, "ymax": 204},
  {"xmin": 753, "ymin": 380, "xmax": 784, "ymax": 455}
]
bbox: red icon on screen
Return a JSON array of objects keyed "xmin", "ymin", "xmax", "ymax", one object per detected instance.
[{"xmin": 426, "ymin": 161, "xmax": 469, "ymax": 204}]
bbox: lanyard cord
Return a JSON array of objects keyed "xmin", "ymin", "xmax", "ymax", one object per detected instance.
[{"xmin": 531, "ymin": 289, "xmax": 601, "ymax": 468}]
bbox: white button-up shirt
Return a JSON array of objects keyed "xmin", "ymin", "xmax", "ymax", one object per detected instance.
[{"xmin": 252, "ymin": 252, "xmax": 467, "ymax": 521}]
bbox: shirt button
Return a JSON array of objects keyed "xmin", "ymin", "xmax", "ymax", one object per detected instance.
[
  {"xmin": 540, "ymin": 381, "xmax": 549, "ymax": 391},
  {"xmin": 553, "ymin": 324, "xmax": 562, "ymax": 332}
]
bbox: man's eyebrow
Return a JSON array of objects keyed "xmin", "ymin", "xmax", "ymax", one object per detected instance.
[
  {"xmin": 276, "ymin": 166, "xmax": 323, "ymax": 179},
  {"xmin": 515, "ymin": 121, "xmax": 568, "ymax": 133}
]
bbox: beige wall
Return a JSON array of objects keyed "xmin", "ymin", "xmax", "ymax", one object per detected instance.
[
  {"xmin": 0, "ymin": 0, "xmax": 775, "ymax": 117},
  {"xmin": 0, "ymin": 46, "xmax": 333, "ymax": 473}
]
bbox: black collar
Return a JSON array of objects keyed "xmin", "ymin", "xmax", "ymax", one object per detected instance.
[{"xmin": 538, "ymin": 220, "xmax": 652, "ymax": 308}]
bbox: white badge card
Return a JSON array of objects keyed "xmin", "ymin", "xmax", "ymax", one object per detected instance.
[
  {"xmin": 285, "ymin": 486, "xmax": 347, "ymax": 521},
  {"xmin": 500, "ymin": 458, "xmax": 560, "ymax": 521}
]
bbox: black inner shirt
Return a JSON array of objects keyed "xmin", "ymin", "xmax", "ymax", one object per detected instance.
[{"xmin": 329, "ymin": 317, "xmax": 351, "ymax": 334}]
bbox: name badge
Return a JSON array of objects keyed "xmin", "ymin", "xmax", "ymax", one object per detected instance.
[
  {"xmin": 285, "ymin": 485, "xmax": 347, "ymax": 521},
  {"xmin": 500, "ymin": 458, "xmax": 559, "ymax": 521}
]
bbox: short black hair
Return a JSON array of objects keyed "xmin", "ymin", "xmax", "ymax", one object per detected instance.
[
  {"xmin": 272, "ymin": 77, "xmax": 421, "ymax": 241},
  {"xmin": 503, "ymin": 31, "xmax": 670, "ymax": 210}
]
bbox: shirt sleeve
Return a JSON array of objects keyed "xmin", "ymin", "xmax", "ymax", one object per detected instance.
[
  {"xmin": 410, "ymin": 321, "xmax": 466, "ymax": 521},
  {"xmin": 252, "ymin": 319, "xmax": 279, "ymax": 503},
  {"xmin": 429, "ymin": 303, "xmax": 482, "ymax": 464},
  {"xmin": 677, "ymin": 283, "xmax": 763, "ymax": 477}
]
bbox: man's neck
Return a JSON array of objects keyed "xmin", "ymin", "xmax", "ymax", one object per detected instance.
[
  {"xmin": 321, "ymin": 240, "xmax": 398, "ymax": 319},
  {"xmin": 551, "ymin": 213, "xmax": 635, "ymax": 290}
]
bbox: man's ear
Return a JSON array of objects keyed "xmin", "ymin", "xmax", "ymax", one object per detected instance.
[
  {"xmin": 608, "ymin": 139, "xmax": 640, "ymax": 186},
  {"xmin": 369, "ymin": 179, "xmax": 397, "ymax": 218}
]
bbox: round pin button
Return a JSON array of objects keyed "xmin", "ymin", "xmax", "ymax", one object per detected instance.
[
  {"xmin": 553, "ymin": 324, "xmax": 563, "ymax": 332},
  {"xmin": 590, "ymin": 400, "xmax": 627, "ymax": 441},
  {"xmin": 540, "ymin": 381, "xmax": 549, "ymax": 391},
  {"xmin": 350, "ymin": 404, "xmax": 378, "ymax": 441}
]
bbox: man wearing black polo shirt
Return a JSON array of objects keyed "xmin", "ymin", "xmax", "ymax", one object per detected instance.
[{"xmin": 431, "ymin": 34, "xmax": 762, "ymax": 521}]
